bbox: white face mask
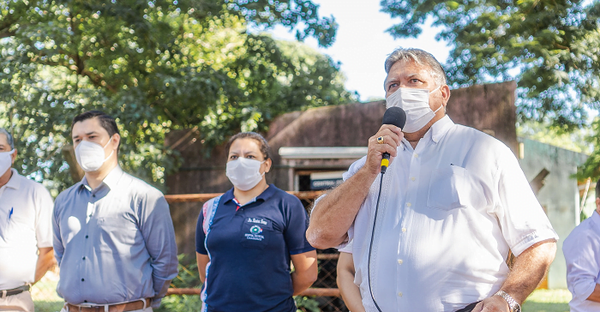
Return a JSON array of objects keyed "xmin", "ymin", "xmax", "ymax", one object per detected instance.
[
  {"xmin": 386, "ymin": 86, "xmax": 443, "ymax": 133},
  {"xmin": 0, "ymin": 150, "xmax": 15, "ymax": 175},
  {"xmin": 75, "ymin": 139, "xmax": 114, "ymax": 172},
  {"xmin": 226, "ymin": 157, "xmax": 265, "ymax": 191}
]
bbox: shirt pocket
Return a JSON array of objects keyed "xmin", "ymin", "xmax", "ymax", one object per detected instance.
[
  {"xmin": 427, "ymin": 164, "xmax": 487, "ymax": 210},
  {"xmin": 239, "ymin": 217, "xmax": 273, "ymax": 249},
  {"xmin": 98, "ymin": 217, "xmax": 139, "ymax": 248}
]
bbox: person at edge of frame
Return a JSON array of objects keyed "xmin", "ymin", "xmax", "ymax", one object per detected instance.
[{"xmin": 0, "ymin": 128, "xmax": 55, "ymax": 312}]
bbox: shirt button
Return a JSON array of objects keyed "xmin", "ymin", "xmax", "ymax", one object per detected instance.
[
  {"xmin": 406, "ymin": 202, "xmax": 412, "ymax": 207},
  {"xmin": 398, "ymin": 292, "xmax": 403, "ymax": 297},
  {"xmin": 414, "ymin": 153, "xmax": 419, "ymax": 158},
  {"xmin": 81, "ymin": 278, "xmax": 85, "ymax": 282},
  {"xmin": 85, "ymin": 235, "xmax": 89, "ymax": 239},
  {"xmin": 410, "ymin": 177, "xmax": 416, "ymax": 181},
  {"xmin": 82, "ymin": 257, "xmax": 86, "ymax": 260},
  {"xmin": 92, "ymin": 195, "xmax": 96, "ymax": 198},
  {"xmin": 397, "ymin": 259, "xmax": 403, "ymax": 265},
  {"xmin": 402, "ymin": 228, "xmax": 407, "ymax": 233}
]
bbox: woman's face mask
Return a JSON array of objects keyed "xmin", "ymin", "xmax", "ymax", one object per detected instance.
[
  {"xmin": 386, "ymin": 86, "xmax": 442, "ymax": 133},
  {"xmin": 226, "ymin": 157, "xmax": 265, "ymax": 191}
]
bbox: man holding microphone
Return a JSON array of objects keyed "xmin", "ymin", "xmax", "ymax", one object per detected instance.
[{"xmin": 308, "ymin": 48, "xmax": 558, "ymax": 312}]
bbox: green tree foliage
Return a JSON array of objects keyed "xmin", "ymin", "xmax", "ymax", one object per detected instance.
[
  {"xmin": 382, "ymin": 0, "xmax": 600, "ymax": 130},
  {"xmin": 0, "ymin": 0, "xmax": 355, "ymax": 192}
]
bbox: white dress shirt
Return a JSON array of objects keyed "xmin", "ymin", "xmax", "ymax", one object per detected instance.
[
  {"xmin": 0, "ymin": 169, "xmax": 53, "ymax": 289},
  {"xmin": 563, "ymin": 211, "xmax": 600, "ymax": 312},
  {"xmin": 341, "ymin": 116, "xmax": 557, "ymax": 311}
]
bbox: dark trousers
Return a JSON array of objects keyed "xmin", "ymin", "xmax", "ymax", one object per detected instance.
[{"xmin": 455, "ymin": 301, "xmax": 480, "ymax": 312}]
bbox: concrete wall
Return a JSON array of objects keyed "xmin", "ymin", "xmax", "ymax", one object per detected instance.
[{"xmin": 518, "ymin": 137, "xmax": 588, "ymax": 289}]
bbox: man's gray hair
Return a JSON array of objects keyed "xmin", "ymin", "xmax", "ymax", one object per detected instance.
[
  {"xmin": 384, "ymin": 48, "xmax": 447, "ymax": 87},
  {"xmin": 0, "ymin": 128, "xmax": 14, "ymax": 149}
]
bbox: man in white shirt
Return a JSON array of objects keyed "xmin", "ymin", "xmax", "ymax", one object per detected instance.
[
  {"xmin": 563, "ymin": 180, "xmax": 600, "ymax": 312},
  {"xmin": 0, "ymin": 128, "xmax": 55, "ymax": 312},
  {"xmin": 308, "ymin": 48, "xmax": 558, "ymax": 312}
]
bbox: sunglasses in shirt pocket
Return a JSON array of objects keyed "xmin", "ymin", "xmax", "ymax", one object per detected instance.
[{"xmin": 239, "ymin": 217, "xmax": 273, "ymax": 249}]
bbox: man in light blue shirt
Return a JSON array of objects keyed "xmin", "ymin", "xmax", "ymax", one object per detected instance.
[
  {"xmin": 563, "ymin": 179, "xmax": 600, "ymax": 312},
  {"xmin": 53, "ymin": 111, "xmax": 178, "ymax": 312}
]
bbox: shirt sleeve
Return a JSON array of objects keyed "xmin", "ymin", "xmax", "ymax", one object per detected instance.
[
  {"xmin": 494, "ymin": 146, "xmax": 558, "ymax": 256},
  {"xmin": 35, "ymin": 184, "xmax": 54, "ymax": 248},
  {"xmin": 337, "ymin": 239, "xmax": 353, "ymax": 254},
  {"xmin": 52, "ymin": 195, "xmax": 64, "ymax": 266},
  {"xmin": 139, "ymin": 192, "xmax": 179, "ymax": 306},
  {"xmin": 563, "ymin": 221, "xmax": 600, "ymax": 303},
  {"xmin": 196, "ymin": 201, "xmax": 207, "ymax": 255},
  {"xmin": 283, "ymin": 193, "xmax": 315, "ymax": 255}
]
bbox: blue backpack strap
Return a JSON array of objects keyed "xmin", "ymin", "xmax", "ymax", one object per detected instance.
[{"xmin": 200, "ymin": 195, "xmax": 221, "ymax": 312}]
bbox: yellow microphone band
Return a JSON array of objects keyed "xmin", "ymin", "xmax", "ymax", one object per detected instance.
[{"xmin": 381, "ymin": 158, "xmax": 389, "ymax": 167}]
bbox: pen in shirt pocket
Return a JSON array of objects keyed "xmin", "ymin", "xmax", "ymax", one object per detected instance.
[{"xmin": 8, "ymin": 207, "xmax": 13, "ymax": 221}]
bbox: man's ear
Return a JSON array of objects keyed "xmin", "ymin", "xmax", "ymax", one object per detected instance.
[
  {"xmin": 441, "ymin": 85, "xmax": 451, "ymax": 107},
  {"xmin": 112, "ymin": 133, "xmax": 121, "ymax": 150}
]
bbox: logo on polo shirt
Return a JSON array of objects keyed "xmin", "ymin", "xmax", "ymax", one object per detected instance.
[
  {"xmin": 249, "ymin": 225, "xmax": 263, "ymax": 235},
  {"xmin": 245, "ymin": 225, "xmax": 265, "ymax": 241}
]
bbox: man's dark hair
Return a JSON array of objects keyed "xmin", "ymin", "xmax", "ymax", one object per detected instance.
[
  {"xmin": 225, "ymin": 132, "xmax": 272, "ymax": 161},
  {"xmin": 72, "ymin": 110, "xmax": 120, "ymax": 148},
  {"xmin": 596, "ymin": 178, "xmax": 600, "ymax": 199}
]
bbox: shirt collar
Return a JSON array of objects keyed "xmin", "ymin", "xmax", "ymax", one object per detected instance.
[
  {"xmin": 401, "ymin": 115, "xmax": 454, "ymax": 150},
  {"xmin": 3, "ymin": 169, "xmax": 21, "ymax": 190},
  {"xmin": 223, "ymin": 184, "xmax": 278, "ymax": 205},
  {"xmin": 80, "ymin": 166, "xmax": 124, "ymax": 192}
]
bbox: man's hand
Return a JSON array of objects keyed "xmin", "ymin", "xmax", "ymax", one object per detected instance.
[
  {"xmin": 472, "ymin": 295, "xmax": 510, "ymax": 312},
  {"xmin": 364, "ymin": 124, "xmax": 403, "ymax": 176}
]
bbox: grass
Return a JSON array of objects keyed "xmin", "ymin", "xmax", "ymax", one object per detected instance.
[{"xmin": 522, "ymin": 289, "xmax": 571, "ymax": 312}]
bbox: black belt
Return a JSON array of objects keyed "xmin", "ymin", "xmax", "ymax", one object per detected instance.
[{"xmin": 1, "ymin": 285, "xmax": 30, "ymax": 297}]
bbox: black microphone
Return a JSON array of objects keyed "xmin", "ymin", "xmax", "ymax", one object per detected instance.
[{"xmin": 380, "ymin": 107, "xmax": 406, "ymax": 174}]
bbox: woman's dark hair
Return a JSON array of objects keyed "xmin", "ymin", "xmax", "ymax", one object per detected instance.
[{"xmin": 225, "ymin": 132, "xmax": 271, "ymax": 160}]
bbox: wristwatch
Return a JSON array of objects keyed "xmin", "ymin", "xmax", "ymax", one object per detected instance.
[{"xmin": 495, "ymin": 290, "xmax": 521, "ymax": 312}]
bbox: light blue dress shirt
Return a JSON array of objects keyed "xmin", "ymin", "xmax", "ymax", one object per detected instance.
[
  {"xmin": 53, "ymin": 166, "xmax": 178, "ymax": 307},
  {"xmin": 563, "ymin": 211, "xmax": 600, "ymax": 312}
]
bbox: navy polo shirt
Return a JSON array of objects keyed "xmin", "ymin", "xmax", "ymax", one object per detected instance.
[{"xmin": 196, "ymin": 185, "xmax": 314, "ymax": 312}]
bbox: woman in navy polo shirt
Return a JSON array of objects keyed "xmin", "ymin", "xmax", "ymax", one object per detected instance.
[{"xmin": 196, "ymin": 132, "xmax": 318, "ymax": 312}]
